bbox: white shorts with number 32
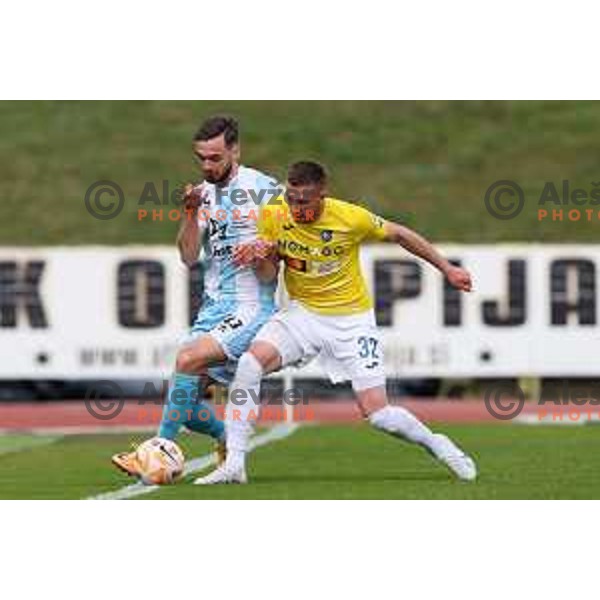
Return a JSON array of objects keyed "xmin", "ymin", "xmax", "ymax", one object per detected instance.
[{"xmin": 255, "ymin": 301, "xmax": 386, "ymax": 392}]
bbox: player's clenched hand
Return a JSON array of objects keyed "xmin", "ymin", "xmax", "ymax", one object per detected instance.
[
  {"xmin": 254, "ymin": 240, "xmax": 278, "ymax": 261},
  {"xmin": 182, "ymin": 183, "xmax": 206, "ymax": 212},
  {"xmin": 233, "ymin": 240, "xmax": 278, "ymax": 267},
  {"xmin": 445, "ymin": 265, "xmax": 473, "ymax": 292}
]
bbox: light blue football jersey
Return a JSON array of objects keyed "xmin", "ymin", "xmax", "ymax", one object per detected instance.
[{"xmin": 198, "ymin": 165, "xmax": 281, "ymax": 309}]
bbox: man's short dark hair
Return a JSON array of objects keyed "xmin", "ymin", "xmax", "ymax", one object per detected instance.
[
  {"xmin": 193, "ymin": 115, "xmax": 239, "ymax": 146},
  {"xmin": 287, "ymin": 161, "xmax": 328, "ymax": 186}
]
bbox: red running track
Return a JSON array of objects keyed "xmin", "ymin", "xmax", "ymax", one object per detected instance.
[{"xmin": 0, "ymin": 397, "xmax": 554, "ymax": 434}]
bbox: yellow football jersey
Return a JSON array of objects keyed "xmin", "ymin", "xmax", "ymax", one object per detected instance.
[{"xmin": 259, "ymin": 197, "xmax": 388, "ymax": 315}]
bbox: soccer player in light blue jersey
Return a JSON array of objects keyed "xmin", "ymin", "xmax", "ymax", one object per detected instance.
[{"xmin": 112, "ymin": 116, "xmax": 281, "ymax": 479}]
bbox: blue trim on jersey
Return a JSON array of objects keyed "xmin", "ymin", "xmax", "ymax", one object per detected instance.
[
  {"xmin": 198, "ymin": 167, "xmax": 278, "ymax": 308},
  {"xmin": 185, "ymin": 167, "xmax": 280, "ymax": 386},
  {"xmin": 220, "ymin": 188, "xmax": 239, "ymax": 301}
]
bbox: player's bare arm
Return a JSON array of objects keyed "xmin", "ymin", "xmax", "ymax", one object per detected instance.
[
  {"xmin": 253, "ymin": 240, "xmax": 280, "ymax": 284},
  {"xmin": 382, "ymin": 221, "xmax": 473, "ymax": 292},
  {"xmin": 176, "ymin": 184, "xmax": 206, "ymax": 267},
  {"xmin": 233, "ymin": 240, "xmax": 279, "ymax": 284}
]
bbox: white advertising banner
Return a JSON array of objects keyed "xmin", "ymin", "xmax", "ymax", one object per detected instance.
[{"xmin": 0, "ymin": 245, "xmax": 598, "ymax": 379}]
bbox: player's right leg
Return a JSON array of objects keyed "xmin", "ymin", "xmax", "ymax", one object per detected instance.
[
  {"xmin": 192, "ymin": 341, "xmax": 282, "ymax": 485},
  {"xmin": 112, "ymin": 335, "xmax": 228, "ymax": 478},
  {"xmin": 195, "ymin": 309, "xmax": 312, "ymax": 485}
]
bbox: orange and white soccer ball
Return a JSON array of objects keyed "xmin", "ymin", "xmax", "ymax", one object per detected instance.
[{"xmin": 136, "ymin": 437, "xmax": 185, "ymax": 485}]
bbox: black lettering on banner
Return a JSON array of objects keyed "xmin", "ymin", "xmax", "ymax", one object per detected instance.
[
  {"xmin": 550, "ymin": 259, "xmax": 596, "ymax": 325},
  {"xmin": 117, "ymin": 260, "xmax": 165, "ymax": 328},
  {"xmin": 374, "ymin": 260, "xmax": 422, "ymax": 327},
  {"xmin": 80, "ymin": 348, "xmax": 138, "ymax": 366},
  {"xmin": 443, "ymin": 259, "xmax": 463, "ymax": 326},
  {"xmin": 0, "ymin": 261, "xmax": 47, "ymax": 328},
  {"xmin": 482, "ymin": 259, "xmax": 527, "ymax": 326}
]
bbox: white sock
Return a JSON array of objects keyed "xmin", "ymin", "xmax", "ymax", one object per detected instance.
[
  {"xmin": 369, "ymin": 405, "xmax": 446, "ymax": 457},
  {"xmin": 225, "ymin": 352, "xmax": 264, "ymax": 470}
]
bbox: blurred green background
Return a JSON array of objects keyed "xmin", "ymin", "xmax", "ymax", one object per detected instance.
[{"xmin": 1, "ymin": 100, "xmax": 599, "ymax": 245}]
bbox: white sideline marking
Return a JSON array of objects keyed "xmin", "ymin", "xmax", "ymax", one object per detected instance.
[{"xmin": 87, "ymin": 423, "xmax": 299, "ymax": 500}]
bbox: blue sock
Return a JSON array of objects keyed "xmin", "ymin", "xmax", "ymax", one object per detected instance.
[
  {"xmin": 185, "ymin": 402, "xmax": 225, "ymax": 440},
  {"xmin": 158, "ymin": 373, "xmax": 225, "ymax": 441}
]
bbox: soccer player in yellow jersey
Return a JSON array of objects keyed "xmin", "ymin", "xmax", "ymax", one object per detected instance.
[{"xmin": 196, "ymin": 161, "xmax": 477, "ymax": 485}]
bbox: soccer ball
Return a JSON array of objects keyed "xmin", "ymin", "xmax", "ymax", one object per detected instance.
[{"xmin": 136, "ymin": 437, "xmax": 185, "ymax": 485}]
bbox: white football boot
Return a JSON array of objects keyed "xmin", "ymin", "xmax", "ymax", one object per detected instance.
[
  {"xmin": 431, "ymin": 434, "xmax": 477, "ymax": 481},
  {"xmin": 194, "ymin": 463, "xmax": 247, "ymax": 485}
]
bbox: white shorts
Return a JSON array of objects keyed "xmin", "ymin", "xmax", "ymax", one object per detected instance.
[{"xmin": 254, "ymin": 301, "xmax": 386, "ymax": 392}]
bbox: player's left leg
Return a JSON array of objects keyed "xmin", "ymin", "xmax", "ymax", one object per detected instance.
[
  {"xmin": 355, "ymin": 386, "xmax": 477, "ymax": 481},
  {"xmin": 157, "ymin": 334, "xmax": 227, "ymax": 441},
  {"xmin": 328, "ymin": 311, "xmax": 477, "ymax": 481}
]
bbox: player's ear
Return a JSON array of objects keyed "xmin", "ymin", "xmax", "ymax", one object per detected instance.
[{"xmin": 232, "ymin": 143, "xmax": 241, "ymax": 162}]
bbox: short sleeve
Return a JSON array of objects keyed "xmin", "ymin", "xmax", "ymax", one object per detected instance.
[
  {"xmin": 256, "ymin": 173, "xmax": 283, "ymax": 207},
  {"xmin": 254, "ymin": 172, "xmax": 284, "ymax": 241},
  {"xmin": 353, "ymin": 205, "xmax": 388, "ymax": 243}
]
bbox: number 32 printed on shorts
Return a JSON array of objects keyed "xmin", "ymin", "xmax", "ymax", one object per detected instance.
[{"xmin": 357, "ymin": 336, "xmax": 380, "ymax": 370}]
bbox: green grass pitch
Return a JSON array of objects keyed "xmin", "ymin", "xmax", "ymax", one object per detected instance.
[
  {"xmin": 1, "ymin": 423, "xmax": 599, "ymax": 499},
  {"xmin": 3, "ymin": 100, "xmax": 600, "ymax": 246}
]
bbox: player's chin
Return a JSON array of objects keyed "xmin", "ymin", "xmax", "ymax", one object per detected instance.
[{"xmin": 203, "ymin": 172, "xmax": 222, "ymax": 184}]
